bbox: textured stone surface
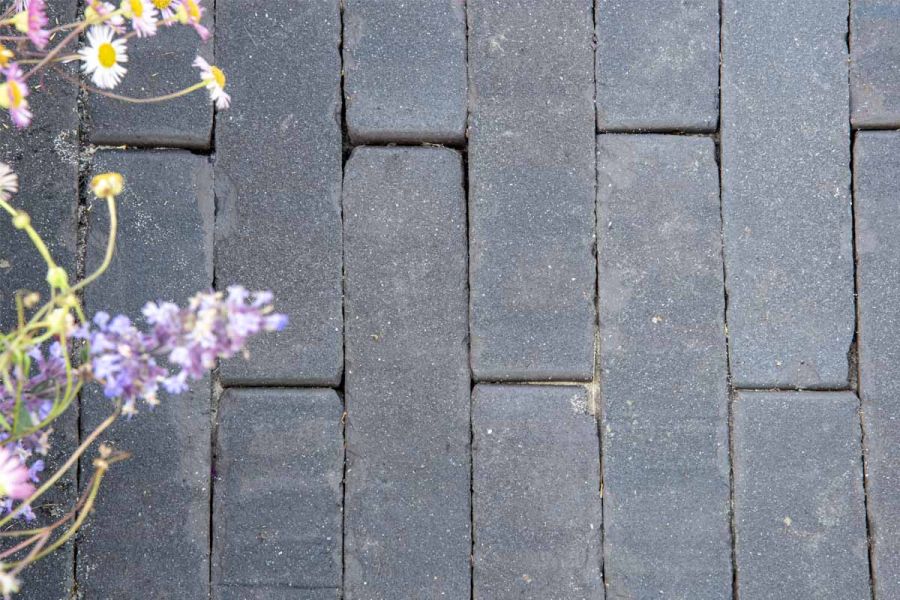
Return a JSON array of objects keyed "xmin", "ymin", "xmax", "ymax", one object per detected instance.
[
  {"xmin": 721, "ymin": 0, "xmax": 854, "ymax": 388},
  {"xmin": 212, "ymin": 389, "xmax": 343, "ymax": 592},
  {"xmin": 597, "ymin": 135, "xmax": 731, "ymax": 598},
  {"xmin": 851, "ymin": 0, "xmax": 900, "ymax": 127},
  {"xmin": 733, "ymin": 391, "xmax": 870, "ymax": 600},
  {"xmin": 343, "ymin": 146, "xmax": 470, "ymax": 599},
  {"xmin": 596, "ymin": 0, "xmax": 719, "ymax": 131},
  {"xmin": 854, "ymin": 131, "xmax": 900, "ymax": 599},
  {"xmin": 468, "ymin": 0, "xmax": 596, "ymax": 381},
  {"xmin": 0, "ymin": 2, "xmax": 79, "ymax": 596},
  {"xmin": 215, "ymin": 0, "xmax": 343, "ymax": 385},
  {"xmin": 88, "ymin": 11, "xmax": 214, "ymax": 148},
  {"xmin": 77, "ymin": 150, "xmax": 213, "ymax": 599},
  {"xmin": 343, "ymin": 0, "xmax": 466, "ymax": 143},
  {"xmin": 472, "ymin": 385, "xmax": 603, "ymax": 598},
  {"xmin": 215, "ymin": 586, "xmax": 340, "ymax": 600}
]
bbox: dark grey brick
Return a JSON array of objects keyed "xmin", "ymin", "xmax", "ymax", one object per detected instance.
[
  {"xmin": 77, "ymin": 149, "xmax": 213, "ymax": 599},
  {"xmin": 468, "ymin": 0, "xmax": 596, "ymax": 381},
  {"xmin": 596, "ymin": 0, "xmax": 719, "ymax": 131},
  {"xmin": 854, "ymin": 131, "xmax": 900, "ymax": 599},
  {"xmin": 472, "ymin": 385, "xmax": 602, "ymax": 599},
  {"xmin": 851, "ymin": 0, "xmax": 900, "ymax": 128},
  {"xmin": 215, "ymin": 586, "xmax": 340, "ymax": 600},
  {"xmin": 215, "ymin": 0, "xmax": 343, "ymax": 385},
  {"xmin": 733, "ymin": 391, "xmax": 870, "ymax": 600},
  {"xmin": 342, "ymin": 146, "xmax": 470, "ymax": 599},
  {"xmin": 721, "ymin": 0, "xmax": 854, "ymax": 388},
  {"xmin": 87, "ymin": 10, "xmax": 214, "ymax": 148},
  {"xmin": 212, "ymin": 389, "xmax": 343, "ymax": 592},
  {"xmin": 0, "ymin": 2, "xmax": 79, "ymax": 597},
  {"xmin": 597, "ymin": 135, "xmax": 731, "ymax": 598},
  {"xmin": 343, "ymin": 0, "xmax": 466, "ymax": 144}
]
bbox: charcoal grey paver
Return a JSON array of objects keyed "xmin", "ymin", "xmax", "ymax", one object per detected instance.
[
  {"xmin": 343, "ymin": 0, "xmax": 467, "ymax": 144},
  {"xmin": 343, "ymin": 146, "xmax": 470, "ymax": 599},
  {"xmin": 733, "ymin": 391, "xmax": 870, "ymax": 600},
  {"xmin": 214, "ymin": 586, "xmax": 340, "ymax": 600},
  {"xmin": 721, "ymin": 0, "xmax": 854, "ymax": 389},
  {"xmin": 88, "ymin": 12, "xmax": 214, "ymax": 148},
  {"xmin": 215, "ymin": 0, "xmax": 343, "ymax": 386},
  {"xmin": 77, "ymin": 149, "xmax": 213, "ymax": 599},
  {"xmin": 596, "ymin": 0, "xmax": 719, "ymax": 131},
  {"xmin": 854, "ymin": 131, "xmax": 900, "ymax": 599},
  {"xmin": 212, "ymin": 389, "xmax": 343, "ymax": 594},
  {"xmin": 472, "ymin": 385, "xmax": 603, "ymax": 599},
  {"xmin": 0, "ymin": 2, "xmax": 80, "ymax": 595},
  {"xmin": 468, "ymin": 0, "xmax": 596, "ymax": 381},
  {"xmin": 597, "ymin": 135, "xmax": 731, "ymax": 598},
  {"xmin": 851, "ymin": 0, "xmax": 900, "ymax": 128}
]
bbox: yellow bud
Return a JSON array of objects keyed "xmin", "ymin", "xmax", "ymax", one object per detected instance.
[
  {"xmin": 22, "ymin": 292, "xmax": 40, "ymax": 308},
  {"xmin": 90, "ymin": 172, "xmax": 124, "ymax": 199},
  {"xmin": 11, "ymin": 212, "xmax": 29, "ymax": 229},
  {"xmin": 11, "ymin": 11, "xmax": 27, "ymax": 33},
  {"xmin": 0, "ymin": 45, "xmax": 14, "ymax": 68},
  {"xmin": 46, "ymin": 266, "xmax": 69, "ymax": 289}
]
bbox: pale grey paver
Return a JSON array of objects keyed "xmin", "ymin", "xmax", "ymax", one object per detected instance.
[
  {"xmin": 77, "ymin": 150, "xmax": 213, "ymax": 599},
  {"xmin": 343, "ymin": 146, "xmax": 470, "ymax": 599},
  {"xmin": 468, "ymin": 0, "xmax": 596, "ymax": 381},
  {"xmin": 721, "ymin": 0, "xmax": 854, "ymax": 388},
  {"xmin": 343, "ymin": 0, "xmax": 466, "ymax": 143},
  {"xmin": 851, "ymin": 0, "xmax": 900, "ymax": 128},
  {"xmin": 472, "ymin": 385, "xmax": 603, "ymax": 599},
  {"xmin": 596, "ymin": 0, "xmax": 719, "ymax": 131},
  {"xmin": 87, "ymin": 10, "xmax": 214, "ymax": 148},
  {"xmin": 212, "ymin": 389, "xmax": 343, "ymax": 595},
  {"xmin": 0, "ymin": 2, "xmax": 80, "ymax": 595},
  {"xmin": 733, "ymin": 391, "xmax": 870, "ymax": 600},
  {"xmin": 854, "ymin": 130, "xmax": 900, "ymax": 599},
  {"xmin": 215, "ymin": 0, "xmax": 342, "ymax": 386},
  {"xmin": 597, "ymin": 135, "xmax": 731, "ymax": 598}
]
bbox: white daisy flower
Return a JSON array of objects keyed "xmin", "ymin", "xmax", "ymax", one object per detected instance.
[
  {"xmin": 151, "ymin": 0, "xmax": 179, "ymax": 21},
  {"xmin": 120, "ymin": 0, "xmax": 157, "ymax": 37},
  {"xmin": 78, "ymin": 26, "xmax": 128, "ymax": 89},
  {"xmin": 0, "ymin": 162, "xmax": 18, "ymax": 201},
  {"xmin": 193, "ymin": 56, "xmax": 230, "ymax": 110}
]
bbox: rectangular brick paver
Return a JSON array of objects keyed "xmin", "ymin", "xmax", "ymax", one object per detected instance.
[
  {"xmin": 215, "ymin": 0, "xmax": 343, "ymax": 386},
  {"xmin": 212, "ymin": 389, "xmax": 343, "ymax": 597},
  {"xmin": 88, "ymin": 10, "xmax": 214, "ymax": 148},
  {"xmin": 343, "ymin": 147, "xmax": 471, "ymax": 599},
  {"xmin": 596, "ymin": 0, "xmax": 719, "ymax": 131},
  {"xmin": 854, "ymin": 130, "xmax": 900, "ymax": 598},
  {"xmin": 468, "ymin": 0, "xmax": 596, "ymax": 381},
  {"xmin": 597, "ymin": 135, "xmax": 731, "ymax": 598},
  {"xmin": 733, "ymin": 391, "xmax": 870, "ymax": 600},
  {"xmin": 0, "ymin": 2, "xmax": 80, "ymax": 595},
  {"xmin": 721, "ymin": 0, "xmax": 854, "ymax": 389},
  {"xmin": 851, "ymin": 0, "xmax": 900, "ymax": 128},
  {"xmin": 77, "ymin": 150, "xmax": 214, "ymax": 599},
  {"xmin": 343, "ymin": 0, "xmax": 467, "ymax": 144},
  {"xmin": 472, "ymin": 385, "xmax": 603, "ymax": 599}
]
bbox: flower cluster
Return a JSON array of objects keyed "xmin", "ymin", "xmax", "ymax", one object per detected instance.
[
  {"xmin": 82, "ymin": 287, "xmax": 287, "ymax": 415},
  {"xmin": 0, "ymin": 0, "xmax": 229, "ymax": 127}
]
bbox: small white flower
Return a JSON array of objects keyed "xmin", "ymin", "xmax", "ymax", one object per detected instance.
[
  {"xmin": 193, "ymin": 55, "xmax": 230, "ymax": 110},
  {"xmin": 0, "ymin": 568, "xmax": 20, "ymax": 600},
  {"xmin": 78, "ymin": 25, "xmax": 127, "ymax": 89},
  {"xmin": 0, "ymin": 163, "xmax": 18, "ymax": 201},
  {"xmin": 120, "ymin": 0, "xmax": 157, "ymax": 37}
]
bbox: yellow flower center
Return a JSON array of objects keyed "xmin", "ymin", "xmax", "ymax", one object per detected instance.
[
  {"xmin": 129, "ymin": 0, "xmax": 143, "ymax": 17},
  {"xmin": 185, "ymin": 0, "xmax": 200, "ymax": 20},
  {"xmin": 8, "ymin": 82, "xmax": 22, "ymax": 108},
  {"xmin": 97, "ymin": 42, "xmax": 117, "ymax": 69},
  {"xmin": 210, "ymin": 66, "xmax": 225, "ymax": 89},
  {"xmin": 152, "ymin": 0, "xmax": 171, "ymax": 8}
]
